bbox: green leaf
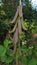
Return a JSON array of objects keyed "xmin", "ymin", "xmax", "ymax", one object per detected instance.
[
  {"xmin": 22, "ymin": 41, "xmax": 26, "ymax": 45},
  {"xmin": 19, "ymin": 32, "xmax": 25, "ymax": 40},
  {"xmin": 23, "ymin": 21, "xmax": 29, "ymax": 28},
  {"xmin": 28, "ymin": 49, "xmax": 32, "ymax": 55},
  {"xmin": 34, "ymin": 49, "xmax": 37, "ymax": 56},
  {"xmin": 0, "ymin": 45, "xmax": 6, "ymax": 57},
  {"xmin": 21, "ymin": 45, "xmax": 27, "ymax": 52},
  {"xmin": 4, "ymin": 19, "xmax": 8, "ymax": 24},
  {"xmin": 29, "ymin": 58, "xmax": 37, "ymax": 65},
  {"xmin": 5, "ymin": 56, "xmax": 13, "ymax": 64},
  {"xmin": 1, "ymin": 55, "xmax": 13, "ymax": 64},
  {"xmin": 21, "ymin": 56, "xmax": 27, "ymax": 65},
  {"xmin": 4, "ymin": 39, "xmax": 10, "ymax": 48},
  {"xmin": 1, "ymin": 55, "xmax": 7, "ymax": 62},
  {"xmin": 6, "ymin": 49, "xmax": 13, "ymax": 56}
]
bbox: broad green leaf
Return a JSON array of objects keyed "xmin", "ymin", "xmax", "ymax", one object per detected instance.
[
  {"xmin": 34, "ymin": 49, "xmax": 37, "ymax": 56},
  {"xmin": 19, "ymin": 32, "xmax": 25, "ymax": 40},
  {"xmin": 23, "ymin": 21, "xmax": 29, "ymax": 28},
  {"xmin": 6, "ymin": 49, "xmax": 13, "ymax": 56},
  {"xmin": 4, "ymin": 19, "xmax": 8, "ymax": 23},
  {"xmin": 29, "ymin": 58, "xmax": 37, "ymax": 65},
  {"xmin": 21, "ymin": 56, "xmax": 27, "ymax": 65},
  {"xmin": 0, "ymin": 45, "xmax": 6, "ymax": 57},
  {"xmin": 21, "ymin": 45, "xmax": 27, "ymax": 52},
  {"xmin": 28, "ymin": 49, "xmax": 32, "ymax": 55},
  {"xmin": 5, "ymin": 56, "xmax": 13, "ymax": 64},
  {"xmin": 1, "ymin": 55, "xmax": 7, "ymax": 62},
  {"xmin": 1, "ymin": 55, "xmax": 13, "ymax": 64},
  {"xmin": 4, "ymin": 39, "xmax": 10, "ymax": 48}
]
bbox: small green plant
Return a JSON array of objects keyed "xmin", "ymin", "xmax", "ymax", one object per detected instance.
[
  {"xmin": 21, "ymin": 44, "xmax": 37, "ymax": 65},
  {"xmin": 0, "ymin": 39, "xmax": 14, "ymax": 64}
]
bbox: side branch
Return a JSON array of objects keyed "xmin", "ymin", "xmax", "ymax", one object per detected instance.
[
  {"xmin": 9, "ymin": 22, "xmax": 17, "ymax": 33},
  {"xmin": 9, "ymin": 7, "xmax": 19, "ymax": 24},
  {"xmin": 22, "ymin": 22, "xmax": 27, "ymax": 31}
]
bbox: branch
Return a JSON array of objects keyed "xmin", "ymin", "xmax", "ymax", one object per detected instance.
[
  {"xmin": 9, "ymin": 7, "xmax": 18, "ymax": 24},
  {"xmin": 9, "ymin": 22, "xmax": 17, "ymax": 33}
]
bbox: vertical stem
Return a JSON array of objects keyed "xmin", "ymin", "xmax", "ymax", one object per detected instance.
[
  {"xmin": 16, "ymin": 48, "xmax": 19, "ymax": 65},
  {"xmin": 13, "ymin": 28, "xmax": 18, "ymax": 54},
  {"xmin": 19, "ymin": 0, "xmax": 22, "ymax": 5},
  {"xmin": 18, "ymin": 39, "xmax": 21, "ymax": 55}
]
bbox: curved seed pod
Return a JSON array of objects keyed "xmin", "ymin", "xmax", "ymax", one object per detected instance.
[
  {"xmin": 22, "ymin": 21, "xmax": 27, "ymax": 31},
  {"xmin": 9, "ymin": 22, "xmax": 17, "ymax": 33},
  {"xmin": 9, "ymin": 7, "xmax": 19, "ymax": 24}
]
